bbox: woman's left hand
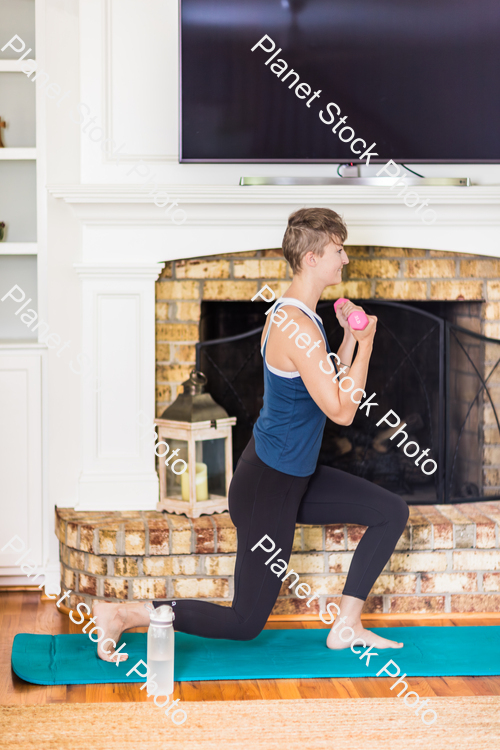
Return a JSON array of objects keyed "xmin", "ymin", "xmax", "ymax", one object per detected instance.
[{"xmin": 335, "ymin": 300, "xmax": 366, "ymax": 330}]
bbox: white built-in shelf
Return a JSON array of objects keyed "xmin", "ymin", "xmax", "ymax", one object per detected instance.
[
  {"xmin": 0, "ymin": 341, "xmax": 42, "ymax": 348},
  {"xmin": 0, "ymin": 60, "xmax": 35, "ymax": 73},
  {"xmin": 0, "ymin": 148, "xmax": 36, "ymax": 160},
  {"xmin": 0, "ymin": 242, "xmax": 37, "ymax": 255}
]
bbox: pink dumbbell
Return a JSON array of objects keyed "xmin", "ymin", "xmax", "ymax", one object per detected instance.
[{"xmin": 334, "ymin": 298, "xmax": 369, "ymax": 330}]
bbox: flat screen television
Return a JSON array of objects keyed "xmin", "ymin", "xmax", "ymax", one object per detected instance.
[{"xmin": 180, "ymin": 0, "xmax": 500, "ymax": 163}]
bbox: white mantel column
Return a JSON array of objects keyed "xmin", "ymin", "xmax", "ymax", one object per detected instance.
[{"xmin": 73, "ymin": 263, "xmax": 163, "ymax": 510}]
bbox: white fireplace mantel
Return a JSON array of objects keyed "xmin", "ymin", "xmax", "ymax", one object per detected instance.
[{"xmin": 49, "ymin": 184, "xmax": 500, "ymax": 259}]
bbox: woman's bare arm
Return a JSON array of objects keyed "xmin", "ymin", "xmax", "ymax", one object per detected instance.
[
  {"xmin": 264, "ymin": 305, "xmax": 377, "ymax": 426},
  {"xmin": 336, "ymin": 331, "xmax": 356, "ymax": 368}
]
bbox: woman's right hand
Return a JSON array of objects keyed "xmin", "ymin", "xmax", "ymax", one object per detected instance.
[{"xmin": 350, "ymin": 314, "xmax": 377, "ymax": 345}]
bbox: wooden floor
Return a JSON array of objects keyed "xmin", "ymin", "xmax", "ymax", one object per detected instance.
[{"xmin": 2, "ymin": 590, "xmax": 500, "ymax": 704}]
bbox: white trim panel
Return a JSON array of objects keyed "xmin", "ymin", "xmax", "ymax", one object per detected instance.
[
  {"xmin": 0, "ymin": 353, "xmax": 43, "ymax": 572},
  {"xmin": 74, "ymin": 263, "xmax": 162, "ymax": 510}
]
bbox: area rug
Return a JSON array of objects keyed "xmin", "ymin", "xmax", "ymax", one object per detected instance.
[
  {"xmin": 1, "ymin": 697, "xmax": 500, "ymax": 750},
  {"xmin": 11, "ymin": 626, "xmax": 500, "ymax": 686}
]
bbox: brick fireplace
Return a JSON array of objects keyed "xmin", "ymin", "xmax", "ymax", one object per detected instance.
[
  {"xmin": 54, "ymin": 243, "xmax": 500, "ymax": 617},
  {"xmin": 155, "ymin": 245, "xmax": 500, "ymax": 496}
]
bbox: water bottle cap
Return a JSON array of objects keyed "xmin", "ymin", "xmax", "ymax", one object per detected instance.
[{"xmin": 150, "ymin": 603, "xmax": 175, "ymax": 624}]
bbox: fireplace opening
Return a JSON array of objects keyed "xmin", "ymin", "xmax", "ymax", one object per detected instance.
[{"xmin": 197, "ymin": 300, "xmax": 500, "ymax": 505}]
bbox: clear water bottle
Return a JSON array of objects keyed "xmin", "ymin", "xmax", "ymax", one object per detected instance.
[{"xmin": 146, "ymin": 603, "xmax": 175, "ymax": 697}]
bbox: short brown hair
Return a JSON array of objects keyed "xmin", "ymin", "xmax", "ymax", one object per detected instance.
[{"xmin": 282, "ymin": 208, "xmax": 348, "ymax": 274}]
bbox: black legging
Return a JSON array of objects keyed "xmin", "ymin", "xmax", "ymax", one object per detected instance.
[{"xmin": 154, "ymin": 435, "xmax": 409, "ymax": 640}]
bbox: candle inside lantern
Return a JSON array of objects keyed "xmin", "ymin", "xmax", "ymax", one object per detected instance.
[{"xmin": 181, "ymin": 462, "xmax": 208, "ymax": 502}]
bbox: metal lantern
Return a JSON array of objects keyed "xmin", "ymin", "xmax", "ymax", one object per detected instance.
[{"xmin": 155, "ymin": 369, "xmax": 237, "ymax": 518}]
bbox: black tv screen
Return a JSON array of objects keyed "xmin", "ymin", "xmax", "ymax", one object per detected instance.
[{"xmin": 180, "ymin": 0, "xmax": 500, "ymax": 163}]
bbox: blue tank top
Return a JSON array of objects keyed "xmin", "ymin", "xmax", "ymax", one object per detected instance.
[{"xmin": 253, "ymin": 297, "xmax": 336, "ymax": 477}]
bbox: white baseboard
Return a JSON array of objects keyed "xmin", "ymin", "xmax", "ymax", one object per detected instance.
[
  {"xmin": 0, "ymin": 562, "xmax": 60, "ymax": 592},
  {"xmin": 0, "ymin": 575, "xmax": 45, "ymax": 587}
]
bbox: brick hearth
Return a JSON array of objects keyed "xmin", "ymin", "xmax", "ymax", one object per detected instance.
[{"xmin": 56, "ymin": 502, "xmax": 500, "ymax": 615}]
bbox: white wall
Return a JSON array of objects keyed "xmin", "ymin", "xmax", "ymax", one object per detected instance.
[
  {"xmin": 44, "ymin": 0, "xmax": 82, "ymax": 514},
  {"xmin": 34, "ymin": 0, "xmax": 83, "ymax": 587}
]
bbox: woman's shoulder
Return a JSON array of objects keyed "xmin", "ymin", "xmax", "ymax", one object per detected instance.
[{"xmin": 274, "ymin": 304, "xmax": 319, "ymax": 330}]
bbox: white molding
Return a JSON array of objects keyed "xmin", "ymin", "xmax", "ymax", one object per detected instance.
[
  {"xmin": 0, "ymin": 353, "xmax": 43, "ymax": 572},
  {"xmin": 98, "ymin": 0, "xmax": 178, "ymax": 166},
  {"xmin": 0, "ymin": 148, "xmax": 37, "ymax": 160},
  {"xmin": 34, "ymin": 0, "xmax": 54, "ymax": 591},
  {"xmin": 57, "ymin": 215, "xmax": 500, "ymax": 228},
  {"xmin": 0, "ymin": 242, "xmax": 38, "ymax": 255},
  {"xmin": 47, "ymin": 183, "xmax": 500, "ymax": 256},
  {"xmin": 0, "ymin": 60, "xmax": 36, "ymax": 72},
  {"xmin": 102, "ymin": 0, "xmax": 113, "ymax": 163},
  {"xmin": 0, "ymin": 342, "xmax": 45, "ymax": 350},
  {"xmin": 76, "ymin": 473, "xmax": 159, "ymax": 511},
  {"xmin": 74, "ymin": 262, "xmax": 165, "ymax": 279},
  {"xmin": 75, "ymin": 262, "xmax": 163, "ymax": 511},
  {"xmin": 0, "ymin": 575, "xmax": 43, "ymax": 585},
  {"xmin": 0, "ymin": 563, "xmax": 60, "ymax": 590},
  {"xmin": 48, "ymin": 183, "xmax": 500, "ymax": 204},
  {"xmin": 109, "ymin": 154, "xmax": 180, "ymax": 163}
]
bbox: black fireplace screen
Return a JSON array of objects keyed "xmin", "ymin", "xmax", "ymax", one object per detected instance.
[{"xmin": 197, "ymin": 300, "xmax": 500, "ymax": 504}]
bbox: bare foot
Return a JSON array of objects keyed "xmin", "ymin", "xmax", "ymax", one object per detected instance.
[
  {"xmin": 92, "ymin": 601, "xmax": 130, "ymax": 662},
  {"xmin": 326, "ymin": 620, "xmax": 403, "ymax": 651},
  {"xmin": 93, "ymin": 600, "xmax": 152, "ymax": 663}
]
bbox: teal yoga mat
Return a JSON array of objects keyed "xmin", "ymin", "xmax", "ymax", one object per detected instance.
[{"xmin": 12, "ymin": 627, "xmax": 500, "ymax": 686}]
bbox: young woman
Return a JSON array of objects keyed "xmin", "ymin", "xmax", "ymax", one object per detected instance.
[{"xmin": 94, "ymin": 207, "xmax": 409, "ymax": 663}]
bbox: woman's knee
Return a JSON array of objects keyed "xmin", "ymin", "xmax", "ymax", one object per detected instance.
[
  {"xmin": 229, "ymin": 621, "xmax": 264, "ymax": 641},
  {"xmin": 373, "ymin": 488, "xmax": 409, "ymax": 531},
  {"xmin": 392, "ymin": 494, "xmax": 410, "ymax": 529}
]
